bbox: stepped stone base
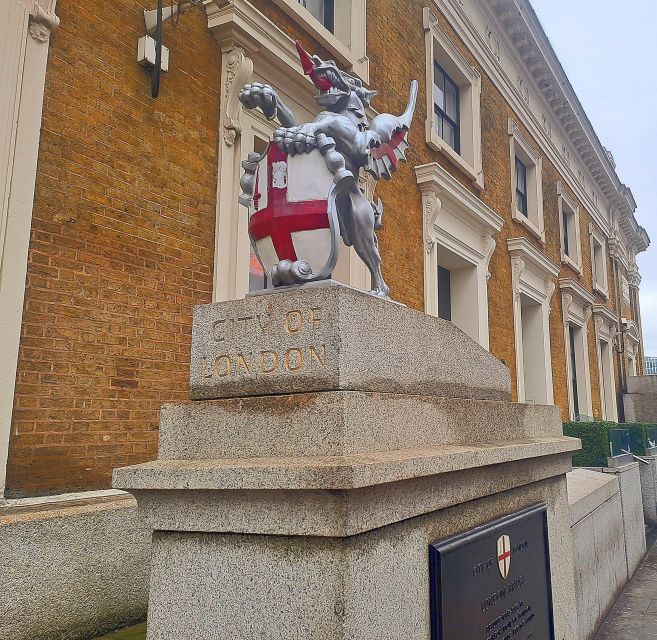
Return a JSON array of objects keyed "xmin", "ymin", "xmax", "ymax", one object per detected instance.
[{"xmin": 113, "ymin": 283, "xmax": 580, "ymax": 640}]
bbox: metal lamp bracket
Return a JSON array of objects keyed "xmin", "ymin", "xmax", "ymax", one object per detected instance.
[{"xmin": 137, "ymin": 1, "xmax": 204, "ymax": 98}]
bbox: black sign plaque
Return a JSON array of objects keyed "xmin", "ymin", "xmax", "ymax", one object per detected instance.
[{"xmin": 429, "ymin": 503, "xmax": 554, "ymax": 640}]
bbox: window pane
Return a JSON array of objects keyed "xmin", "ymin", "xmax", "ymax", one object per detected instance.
[
  {"xmin": 516, "ymin": 191, "xmax": 528, "ymax": 216},
  {"xmin": 433, "ymin": 110, "xmax": 443, "ymax": 137},
  {"xmin": 443, "ymin": 119, "xmax": 456, "ymax": 150},
  {"xmin": 445, "ymin": 78, "xmax": 459, "ymax": 121},
  {"xmin": 298, "ymin": 0, "xmax": 334, "ymax": 31},
  {"xmin": 569, "ymin": 324, "xmax": 580, "ymax": 417},
  {"xmin": 562, "ymin": 209, "xmax": 570, "ymax": 256},
  {"xmin": 515, "ymin": 158, "xmax": 527, "ymax": 194}
]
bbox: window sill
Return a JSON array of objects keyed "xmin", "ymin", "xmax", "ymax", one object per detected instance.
[
  {"xmin": 269, "ymin": 0, "xmax": 369, "ymax": 82},
  {"xmin": 512, "ymin": 209, "xmax": 545, "ymax": 244},
  {"xmin": 427, "ymin": 128, "xmax": 484, "ymax": 190},
  {"xmin": 593, "ymin": 282, "xmax": 609, "ymax": 299},
  {"xmin": 561, "ymin": 253, "xmax": 582, "ymax": 275}
]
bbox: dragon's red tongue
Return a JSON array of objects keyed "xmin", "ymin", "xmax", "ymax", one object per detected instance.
[{"xmin": 295, "ymin": 40, "xmax": 333, "ymax": 91}]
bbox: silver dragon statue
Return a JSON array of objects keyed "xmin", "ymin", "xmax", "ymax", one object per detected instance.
[{"xmin": 238, "ymin": 42, "xmax": 418, "ymax": 299}]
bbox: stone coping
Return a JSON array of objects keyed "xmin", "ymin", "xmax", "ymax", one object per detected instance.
[
  {"xmin": 566, "ymin": 468, "xmax": 620, "ymax": 526},
  {"xmin": 0, "ymin": 490, "xmax": 135, "ymax": 525},
  {"xmin": 113, "ymin": 436, "xmax": 579, "ymax": 491},
  {"xmin": 158, "ymin": 392, "xmax": 563, "ymax": 460}
]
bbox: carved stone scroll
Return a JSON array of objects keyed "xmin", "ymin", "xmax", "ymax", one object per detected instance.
[
  {"xmin": 29, "ymin": 2, "xmax": 60, "ymax": 43},
  {"xmin": 222, "ymin": 46, "xmax": 253, "ymax": 146}
]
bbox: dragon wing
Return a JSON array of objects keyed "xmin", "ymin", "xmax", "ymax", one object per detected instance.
[{"xmin": 366, "ymin": 80, "xmax": 418, "ymax": 181}]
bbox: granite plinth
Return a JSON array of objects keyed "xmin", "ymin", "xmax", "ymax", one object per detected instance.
[
  {"xmin": 157, "ymin": 391, "xmax": 562, "ymax": 460},
  {"xmin": 143, "ymin": 477, "xmax": 577, "ymax": 640},
  {"xmin": 189, "ymin": 283, "xmax": 510, "ymax": 401},
  {"xmin": 112, "ymin": 284, "xmax": 580, "ymax": 640}
]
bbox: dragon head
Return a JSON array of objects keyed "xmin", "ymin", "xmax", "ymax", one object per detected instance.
[{"xmin": 295, "ymin": 41, "xmax": 377, "ymax": 113}]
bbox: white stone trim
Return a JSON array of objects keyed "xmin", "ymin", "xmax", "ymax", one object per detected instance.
[
  {"xmin": 507, "ymin": 237, "xmax": 558, "ymax": 404},
  {"xmin": 621, "ymin": 273, "xmax": 630, "ymax": 307},
  {"xmin": 593, "ymin": 304, "xmax": 618, "ymax": 422},
  {"xmin": 269, "ymin": 0, "xmax": 368, "ymax": 82},
  {"xmin": 0, "ymin": 0, "xmax": 58, "ymax": 494},
  {"xmin": 557, "ymin": 182, "xmax": 582, "ymax": 274},
  {"xmin": 508, "ymin": 118, "xmax": 544, "ymax": 243},
  {"xmin": 588, "ymin": 223, "xmax": 609, "ymax": 299},
  {"xmin": 423, "ymin": 7, "xmax": 484, "ymax": 190},
  {"xmin": 416, "ymin": 162, "xmax": 502, "ymax": 349},
  {"xmin": 625, "ymin": 325, "xmax": 640, "ymax": 378},
  {"xmin": 560, "ymin": 278, "xmax": 595, "ymax": 420}
]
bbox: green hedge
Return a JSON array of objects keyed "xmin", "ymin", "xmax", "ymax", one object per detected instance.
[{"xmin": 563, "ymin": 421, "xmax": 657, "ymax": 467}]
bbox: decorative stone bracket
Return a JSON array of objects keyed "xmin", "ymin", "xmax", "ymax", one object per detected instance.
[
  {"xmin": 222, "ymin": 45, "xmax": 253, "ymax": 146},
  {"xmin": 29, "ymin": 2, "xmax": 59, "ymax": 43}
]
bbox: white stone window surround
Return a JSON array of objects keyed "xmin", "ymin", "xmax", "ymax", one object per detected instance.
[
  {"xmin": 423, "ymin": 7, "xmax": 484, "ymax": 190},
  {"xmin": 560, "ymin": 278, "xmax": 595, "ymax": 421},
  {"xmin": 507, "ymin": 237, "xmax": 559, "ymax": 405},
  {"xmin": 589, "ymin": 223, "xmax": 609, "ymax": 298},
  {"xmin": 624, "ymin": 320, "xmax": 640, "ymax": 377},
  {"xmin": 415, "ymin": 162, "xmax": 503, "ymax": 350},
  {"xmin": 269, "ymin": 0, "xmax": 368, "ymax": 82},
  {"xmin": 0, "ymin": 0, "xmax": 59, "ymax": 494},
  {"xmin": 621, "ymin": 273, "xmax": 631, "ymax": 307},
  {"xmin": 207, "ymin": 0, "xmax": 369, "ymax": 302},
  {"xmin": 508, "ymin": 119, "xmax": 544, "ymax": 243},
  {"xmin": 557, "ymin": 182, "xmax": 582, "ymax": 274},
  {"xmin": 593, "ymin": 304, "xmax": 618, "ymax": 422}
]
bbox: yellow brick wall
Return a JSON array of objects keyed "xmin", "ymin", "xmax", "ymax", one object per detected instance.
[{"xmin": 7, "ymin": 0, "xmax": 638, "ymax": 495}]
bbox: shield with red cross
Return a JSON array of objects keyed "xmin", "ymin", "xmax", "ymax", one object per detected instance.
[
  {"xmin": 248, "ymin": 144, "xmax": 339, "ymax": 283},
  {"xmin": 497, "ymin": 534, "xmax": 511, "ymax": 579}
]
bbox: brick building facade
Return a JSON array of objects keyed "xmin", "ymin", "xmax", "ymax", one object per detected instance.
[{"xmin": 1, "ymin": 0, "xmax": 650, "ymax": 500}]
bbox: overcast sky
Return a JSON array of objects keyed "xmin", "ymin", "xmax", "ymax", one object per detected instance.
[{"xmin": 531, "ymin": 0, "xmax": 656, "ymax": 356}]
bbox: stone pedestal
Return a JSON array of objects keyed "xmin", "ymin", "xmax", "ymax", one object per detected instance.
[{"xmin": 113, "ymin": 284, "xmax": 580, "ymax": 639}]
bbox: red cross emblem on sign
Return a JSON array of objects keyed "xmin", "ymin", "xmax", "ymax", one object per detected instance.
[
  {"xmin": 497, "ymin": 534, "xmax": 511, "ymax": 579},
  {"xmin": 248, "ymin": 145, "xmax": 336, "ymax": 276}
]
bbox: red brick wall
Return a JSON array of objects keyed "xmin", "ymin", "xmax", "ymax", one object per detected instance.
[{"xmin": 7, "ymin": 0, "xmax": 221, "ymax": 496}]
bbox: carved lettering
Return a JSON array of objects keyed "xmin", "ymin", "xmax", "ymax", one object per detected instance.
[
  {"xmin": 213, "ymin": 355, "xmax": 232, "ymax": 377},
  {"xmin": 284, "ymin": 310, "xmax": 304, "ymax": 334},
  {"xmin": 285, "ymin": 348, "xmax": 303, "ymax": 371},
  {"xmin": 309, "ymin": 345, "xmax": 325, "ymax": 367},
  {"xmin": 200, "ymin": 356, "xmax": 212, "ymax": 379},
  {"xmin": 201, "ymin": 345, "xmax": 326, "ymax": 380},
  {"xmin": 236, "ymin": 353, "xmax": 251, "ymax": 374},
  {"xmin": 257, "ymin": 313, "xmax": 272, "ymax": 332},
  {"xmin": 309, "ymin": 307, "xmax": 321, "ymax": 329},
  {"xmin": 259, "ymin": 350, "xmax": 278, "ymax": 373},
  {"xmin": 211, "ymin": 320, "xmax": 226, "ymax": 342}
]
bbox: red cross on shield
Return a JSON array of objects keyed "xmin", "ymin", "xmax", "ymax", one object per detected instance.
[
  {"xmin": 497, "ymin": 534, "xmax": 511, "ymax": 579},
  {"xmin": 248, "ymin": 144, "xmax": 339, "ymax": 282}
]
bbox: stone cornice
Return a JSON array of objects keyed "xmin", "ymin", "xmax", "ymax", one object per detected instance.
[
  {"xmin": 592, "ymin": 304, "xmax": 618, "ymax": 327},
  {"xmin": 507, "ymin": 237, "xmax": 559, "ymax": 278},
  {"xmin": 415, "ymin": 162, "xmax": 504, "ymax": 233},
  {"xmin": 483, "ymin": 0, "xmax": 649, "ymax": 255},
  {"xmin": 558, "ymin": 277, "xmax": 596, "ymax": 307}
]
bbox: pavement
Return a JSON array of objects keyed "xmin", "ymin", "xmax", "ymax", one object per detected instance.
[{"xmin": 595, "ymin": 531, "xmax": 657, "ymax": 639}]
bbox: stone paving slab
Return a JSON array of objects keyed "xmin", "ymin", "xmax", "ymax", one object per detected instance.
[{"xmin": 595, "ymin": 535, "xmax": 657, "ymax": 639}]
